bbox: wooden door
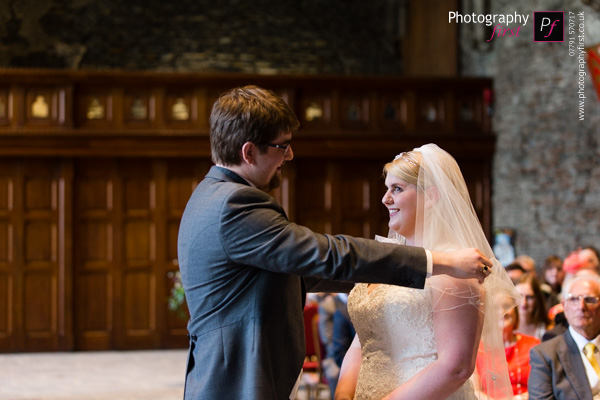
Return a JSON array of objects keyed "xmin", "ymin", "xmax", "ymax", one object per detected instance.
[
  {"xmin": 73, "ymin": 158, "xmax": 210, "ymax": 350},
  {"xmin": 0, "ymin": 159, "xmax": 70, "ymax": 352}
]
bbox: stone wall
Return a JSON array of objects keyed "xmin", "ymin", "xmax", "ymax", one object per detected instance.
[
  {"xmin": 460, "ymin": 0, "xmax": 600, "ymax": 266},
  {"xmin": 0, "ymin": 0, "xmax": 403, "ymax": 74}
]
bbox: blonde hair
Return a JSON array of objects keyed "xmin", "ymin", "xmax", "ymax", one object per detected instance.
[{"xmin": 383, "ymin": 151, "xmax": 422, "ymax": 185}]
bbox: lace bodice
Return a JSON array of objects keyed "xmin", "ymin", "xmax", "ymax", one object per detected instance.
[{"xmin": 348, "ymin": 283, "xmax": 476, "ymax": 400}]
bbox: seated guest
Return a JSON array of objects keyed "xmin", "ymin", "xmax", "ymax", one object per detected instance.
[
  {"xmin": 326, "ymin": 293, "xmax": 355, "ymax": 398},
  {"xmin": 476, "ymin": 294, "xmax": 539, "ymax": 399},
  {"xmin": 544, "ymin": 267, "xmax": 600, "ymax": 341},
  {"xmin": 515, "ymin": 254, "xmax": 537, "ymax": 275},
  {"xmin": 315, "ymin": 292, "xmax": 336, "ymax": 362},
  {"xmin": 539, "ymin": 255, "xmax": 564, "ymax": 310},
  {"xmin": 332, "ymin": 293, "xmax": 355, "ymax": 369},
  {"xmin": 506, "ymin": 262, "xmax": 526, "ymax": 284},
  {"xmin": 542, "ymin": 311, "xmax": 569, "ymax": 342},
  {"xmin": 562, "ymin": 246, "xmax": 600, "ymax": 284},
  {"xmin": 579, "ymin": 247, "xmax": 600, "ymax": 272},
  {"xmin": 515, "ymin": 273, "xmax": 550, "ymax": 341},
  {"xmin": 528, "ymin": 275, "xmax": 600, "ymax": 400}
]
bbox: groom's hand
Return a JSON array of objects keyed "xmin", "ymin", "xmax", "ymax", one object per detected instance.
[{"xmin": 430, "ymin": 248, "xmax": 492, "ymax": 284}]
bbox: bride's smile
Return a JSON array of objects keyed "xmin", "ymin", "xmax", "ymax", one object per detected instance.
[{"xmin": 382, "ymin": 174, "xmax": 417, "ymax": 241}]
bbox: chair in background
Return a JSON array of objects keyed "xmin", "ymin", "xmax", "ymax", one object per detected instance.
[{"xmin": 301, "ymin": 303, "xmax": 329, "ymax": 400}]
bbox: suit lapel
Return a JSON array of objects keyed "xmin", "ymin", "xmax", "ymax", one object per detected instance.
[{"xmin": 560, "ymin": 332, "xmax": 594, "ymax": 400}]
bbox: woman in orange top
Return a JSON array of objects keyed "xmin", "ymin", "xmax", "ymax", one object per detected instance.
[{"xmin": 475, "ymin": 295, "xmax": 540, "ymax": 399}]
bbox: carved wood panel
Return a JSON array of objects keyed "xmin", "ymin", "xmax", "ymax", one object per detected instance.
[
  {"xmin": 0, "ymin": 70, "xmax": 494, "ymax": 352},
  {"xmin": 160, "ymin": 160, "xmax": 211, "ymax": 347},
  {"xmin": 0, "ymin": 159, "xmax": 66, "ymax": 352},
  {"xmin": 73, "ymin": 158, "xmax": 209, "ymax": 351},
  {"xmin": 292, "ymin": 159, "xmax": 390, "ymax": 238},
  {"xmin": 0, "ymin": 162, "xmax": 13, "ymax": 349}
]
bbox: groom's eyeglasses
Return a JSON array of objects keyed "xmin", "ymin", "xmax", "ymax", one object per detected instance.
[
  {"xmin": 565, "ymin": 294, "xmax": 600, "ymax": 307},
  {"xmin": 267, "ymin": 143, "xmax": 291, "ymax": 153}
]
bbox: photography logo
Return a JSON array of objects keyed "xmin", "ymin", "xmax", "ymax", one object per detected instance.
[{"xmin": 533, "ymin": 11, "xmax": 564, "ymax": 42}]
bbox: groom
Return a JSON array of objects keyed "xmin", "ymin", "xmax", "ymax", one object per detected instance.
[{"xmin": 177, "ymin": 85, "xmax": 492, "ymax": 399}]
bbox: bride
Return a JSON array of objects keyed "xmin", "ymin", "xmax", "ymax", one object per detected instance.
[{"xmin": 335, "ymin": 144, "xmax": 520, "ymax": 400}]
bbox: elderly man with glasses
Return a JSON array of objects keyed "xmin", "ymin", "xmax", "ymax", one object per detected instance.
[{"xmin": 529, "ymin": 274, "xmax": 600, "ymax": 400}]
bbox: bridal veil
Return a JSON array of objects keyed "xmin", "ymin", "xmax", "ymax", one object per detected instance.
[{"xmin": 389, "ymin": 143, "xmax": 521, "ymax": 399}]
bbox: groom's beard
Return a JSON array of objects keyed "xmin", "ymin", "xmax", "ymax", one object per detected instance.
[
  {"xmin": 268, "ymin": 173, "xmax": 282, "ymax": 192},
  {"xmin": 258, "ymin": 171, "xmax": 282, "ymax": 193}
]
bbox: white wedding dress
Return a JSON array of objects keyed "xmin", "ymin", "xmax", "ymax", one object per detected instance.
[{"xmin": 347, "ymin": 282, "xmax": 477, "ymax": 400}]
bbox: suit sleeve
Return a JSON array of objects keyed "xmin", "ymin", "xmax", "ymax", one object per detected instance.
[
  {"xmin": 528, "ymin": 345, "xmax": 556, "ymax": 400},
  {"xmin": 219, "ymin": 186, "xmax": 428, "ymax": 289},
  {"xmin": 303, "ymin": 277, "xmax": 354, "ymax": 293}
]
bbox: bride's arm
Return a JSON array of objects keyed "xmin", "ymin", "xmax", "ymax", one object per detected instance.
[
  {"xmin": 382, "ymin": 278, "xmax": 485, "ymax": 400},
  {"xmin": 334, "ymin": 334, "xmax": 362, "ymax": 400}
]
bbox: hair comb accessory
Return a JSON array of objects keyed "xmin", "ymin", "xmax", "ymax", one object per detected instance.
[{"xmin": 394, "ymin": 152, "xmax": 418, "ymax": 167}]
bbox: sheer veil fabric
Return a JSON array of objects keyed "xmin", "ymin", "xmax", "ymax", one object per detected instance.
[{"xmin": 389, "ymin": 144, "xmax": 521, "ymax": 399}]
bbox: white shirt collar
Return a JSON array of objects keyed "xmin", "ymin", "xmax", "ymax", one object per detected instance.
[
  {"xmin": 569, "ymin": 326, "xmax": 600, "ymax": 394},
  {"xmin": 569, "ymin": 326, "xmax": 600, "ymax": 350}
]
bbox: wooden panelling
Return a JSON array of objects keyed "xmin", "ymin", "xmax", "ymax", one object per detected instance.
[
  {"xmin": 75, "ymin": 88, "xmax": 118, "ymax": 129},
  {"xmin": 293, "ymin": 159, "xmax": 391, "ymax": 238},
  {"xmin": 0, "ymin": 160, "xmax": 66, "ymax": 352},
  {"xmin": 0, "ymin": 175, "xmax": 11, "ymax": 343},
  {"xmin": 161, "ymin": 161, "xmax": 210, "ymax": 346},
  {"xmin": 0, "ymin": 271, "xmax": 9, "ymax": 334},
  {"xmin": 22, "ymin": 161, "xmax": 62, "ymax": 351},
  {"xmin": 339, "ymin": 162, "xmax": 388, "ymax": 239},
  {"xmin": 339, "ymin": 92, "xmax": 371, "ymax": 132},
  {"xmin": 378, "ymin": 92, "xmax": 411, "ymax": 134},
  {"xmin": 0, "ymin": 89, "xmax": 9, "ymax": 127},
  {"xmin": 0, "ymin": 70, "xmax": 492, "ymax": 147},
  {"xmin": 294, "ymin": 160, "xmax": 332, "ymax": 234},
  {"xmin": 402, "ymin": 0, "xmax": 459, "ymax": 76},
  {"xmin": 72, "ymin": 158, "xmax": 209, "ymax": 351},
  {"xmin": 120, "ymin": 161, "xmax": 156, "ymax": 349},
  {"xmin": 297, "ymin": 89, "xmax": 335, "ymax": 134},
  {"xmin": 0, "ymin": 70, "xmax": 494, "ymax": 352},
  {"xmin": 74, "ymin": 160, "xmax": 114, "ymax": 350}
]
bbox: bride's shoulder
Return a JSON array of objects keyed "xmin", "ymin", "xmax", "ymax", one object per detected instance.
[{"xmin": 349, "ymin": 282, "xmax": 367, "ymax": 294}]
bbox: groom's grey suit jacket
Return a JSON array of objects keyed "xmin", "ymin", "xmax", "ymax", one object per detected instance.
[
  {"xmin": 177, "ymin": 166, "xmax": 428, "ymax": 399},
  {"xmin": 528, "ymin": 330, "xmax": 594, "ymax": 400}
]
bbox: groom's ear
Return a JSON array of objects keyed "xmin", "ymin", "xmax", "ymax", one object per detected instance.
[{"xmin": 240, "ymin": 142, "xmax": 255, "ymax": 165}]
